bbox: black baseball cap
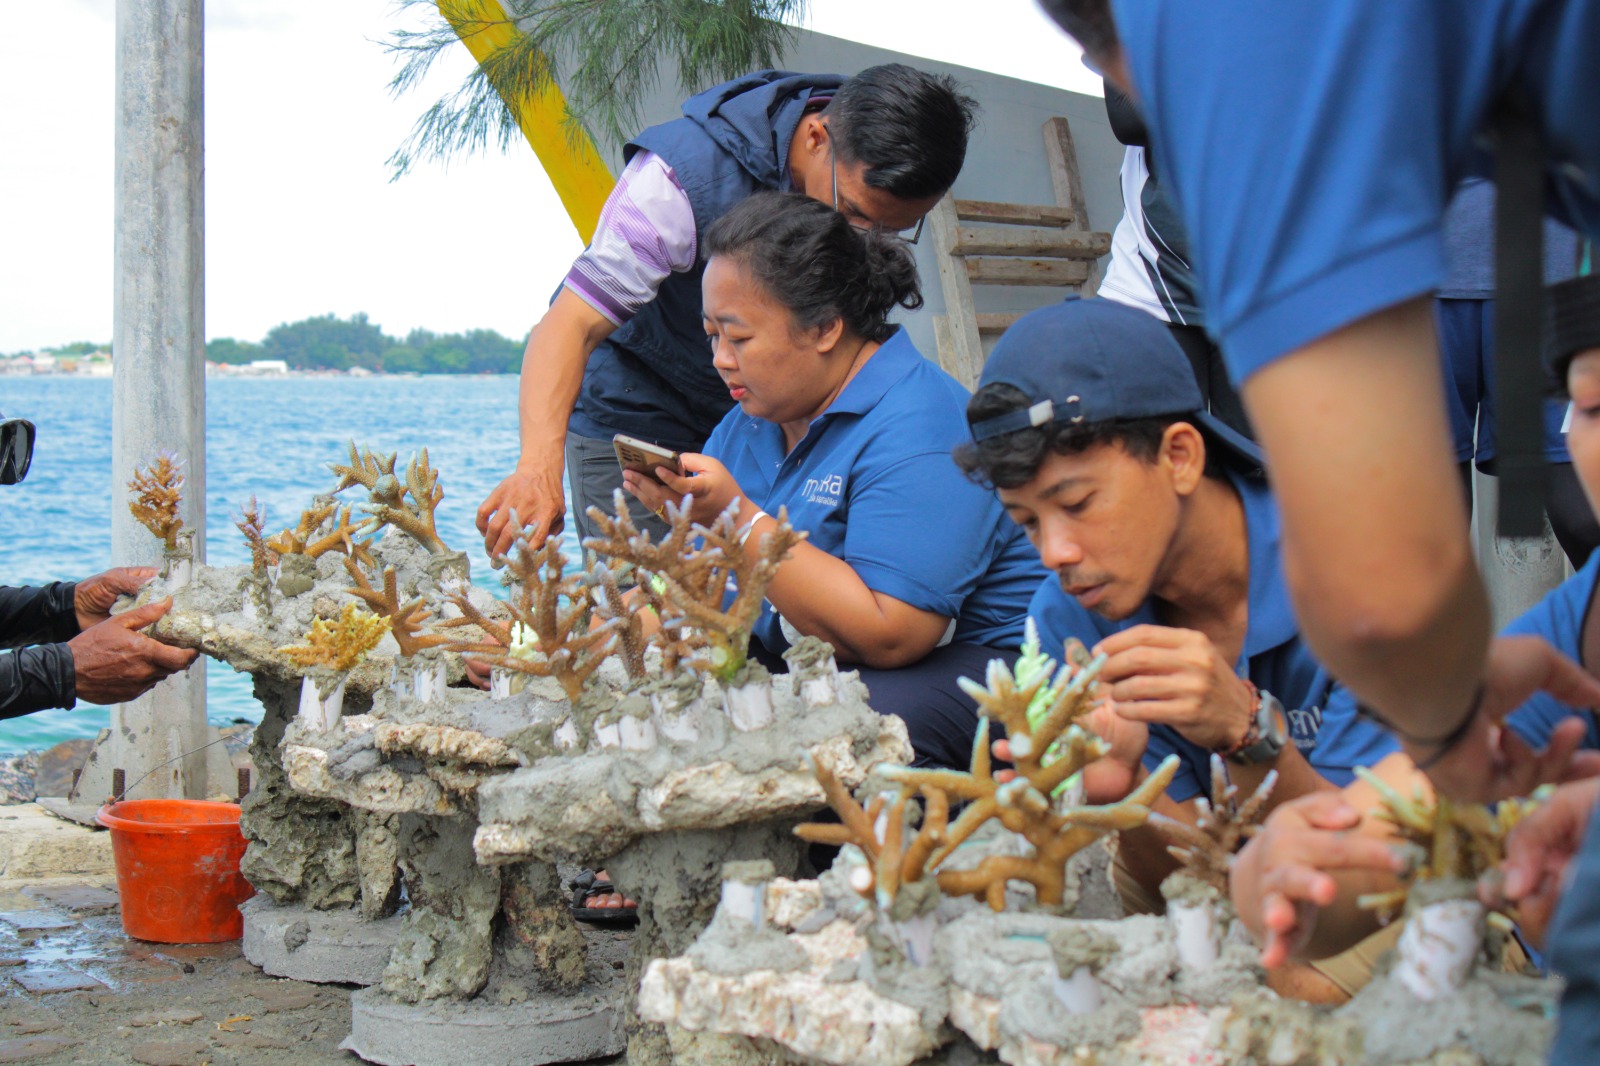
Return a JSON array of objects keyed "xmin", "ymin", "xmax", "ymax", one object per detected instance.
[{"xmin": 968, "ymin": 297, "xmax": 1264, "ymax": 476}]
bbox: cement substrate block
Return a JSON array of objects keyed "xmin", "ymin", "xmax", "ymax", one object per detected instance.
[
  {"xmin": 342, "ymin": 984, "xmax": 626, "ymax": 1066},
  {"xmin": 241, "ymin": 895, "xmax": 402, "ymax": 986}
]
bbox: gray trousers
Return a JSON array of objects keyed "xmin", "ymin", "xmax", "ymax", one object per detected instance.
[{"xmin": 564, "ymin": 430, "xmax": 672, "ymax": 556}]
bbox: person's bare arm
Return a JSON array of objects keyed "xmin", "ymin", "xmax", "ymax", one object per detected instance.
[
  {"xmin": 477, "ymin": 290, "xmax": 617, "ymax": 560},
  {"xmin": 754, "ymin": 534, "xmax": 952, "ymax": 667},
  {"xmin": 1241, "ymin": 298, "xmax": 1489, "ymax": 771}
]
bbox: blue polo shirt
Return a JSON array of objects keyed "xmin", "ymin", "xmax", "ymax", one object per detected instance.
[
  {"xmin": 1112, "ymin": 0, "xmax": 1600, "ymax": 381},
  {"xmin": 703, "ymin": 328, "xmax": 1046, "ymax": 657},
  {"xmin": 1028, "ymin": 470, "xmax": 1398, "ymax": 803},
  {"xmin": 1503, "ymin": 552, "xmax": 1600, "ymax": 750}
]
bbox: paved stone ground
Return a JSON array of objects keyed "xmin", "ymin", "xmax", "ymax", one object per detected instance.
[
  {"xmin": 0, "ymin": 879, "xmax": 355, "ymax": 1065},
  {"xmin": 0, "ymin": 879, "xmax": 633, "ymax": 1066}
]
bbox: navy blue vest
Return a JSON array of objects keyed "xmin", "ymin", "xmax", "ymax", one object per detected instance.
[{"xmin": 568, "ymin": 71, "xmax": 845, "ymax": 451}]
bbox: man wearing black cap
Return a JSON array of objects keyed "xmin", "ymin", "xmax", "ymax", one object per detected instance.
[
  {"xmin": 958, "ymin": 298, "xmax": 1410, "ymax": 999},
  {"xmin": 0, "ymin": 411, "xmax": 198, "ymax": 720}
]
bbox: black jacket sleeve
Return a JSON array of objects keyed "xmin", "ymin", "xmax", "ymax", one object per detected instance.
[
  {"xmin": 0, "ymin": 643, "xmax": 77, "ymax": 720},
  {"xmin": 0, "ymin": 583, "xmax": 81, "ymax": 720},
  {"xmin": 0, "ymin": 583, "xmax": 81, "ymax": 649}
]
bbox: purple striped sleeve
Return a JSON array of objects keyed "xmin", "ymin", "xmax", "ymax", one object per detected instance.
[{"xmin": 563, "ymin": 151, "xmax": 698, "ymax": 327}]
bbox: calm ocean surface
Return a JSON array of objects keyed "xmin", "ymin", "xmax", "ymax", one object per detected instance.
[{"xmin": 0, "ymin": 374, "xmax": 581, "ymax": 756}]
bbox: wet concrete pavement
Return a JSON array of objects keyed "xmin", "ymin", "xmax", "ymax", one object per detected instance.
[{"xmin": 0, "ymin": 879, "xmax": 355, "ymax": 1065}]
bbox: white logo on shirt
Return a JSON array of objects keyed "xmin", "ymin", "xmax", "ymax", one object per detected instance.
[
  {"xmin": 1287, "ymin": 704, "xmax": 1323, "ymax": 753},
  {"xmin": 800, "ymin": 473, "xmax": 844, "ymax": 507}
]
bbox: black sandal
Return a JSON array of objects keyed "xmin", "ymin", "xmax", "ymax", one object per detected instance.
[{"xmin": 568, "ymin": 869, "xmax": 639, "ymax": 928}]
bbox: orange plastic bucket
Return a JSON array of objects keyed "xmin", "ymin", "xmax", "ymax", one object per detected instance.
[{"xmin": 96, "ymin": 799, "xmax": 255, "ymax": 943}]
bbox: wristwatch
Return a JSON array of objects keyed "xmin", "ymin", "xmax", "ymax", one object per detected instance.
[{"xmin": 1227, "ymin": 690, "xmax": 1288, "ymax": 765}]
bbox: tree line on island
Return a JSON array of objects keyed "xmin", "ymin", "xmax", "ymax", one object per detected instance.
[
  {"xmin": 23, "ymin": 314, "xmax": 529, "ymax": 375},
  {"xmin": 209, "ymin": 313, "xmax": 526, "ymax": 374}
]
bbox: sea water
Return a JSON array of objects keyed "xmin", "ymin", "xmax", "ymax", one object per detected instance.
[{"xmin": 0, "ymin": 374, "xmax": 582, "ymax": 755}]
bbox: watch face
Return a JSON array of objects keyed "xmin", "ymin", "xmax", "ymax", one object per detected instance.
[{"xmin": 1232, "ymin": 693, "xmax": 1286, "ymax": 765}]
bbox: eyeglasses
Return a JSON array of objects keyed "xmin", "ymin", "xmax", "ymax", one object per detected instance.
[
  {"xmin": 0, "ymin": 412, "xmax": 34, "ymax": 485},
  {"xmin": 828, "ymin": 130, "xmax": 926, "ymax": 246}
]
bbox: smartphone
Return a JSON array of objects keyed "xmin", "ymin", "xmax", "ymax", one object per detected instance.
[{"xmin": 613, "ymin": 434, "xmax": 683, "ymax": 482}]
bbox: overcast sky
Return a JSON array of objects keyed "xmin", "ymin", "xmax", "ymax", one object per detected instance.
[{"xmin": 0, "ymin": 1, "xmax": 1094, "ymax": 354}]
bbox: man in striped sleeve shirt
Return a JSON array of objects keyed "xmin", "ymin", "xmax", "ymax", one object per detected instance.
[{"xmin": 478, "ymin": 65, "xmax": 978, "ymax": 559}]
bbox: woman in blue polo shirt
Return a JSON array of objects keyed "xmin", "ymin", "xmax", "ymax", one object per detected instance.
[{"xmin": 622, "ymin": 191, "xmax": 1045, "ymax": 769}]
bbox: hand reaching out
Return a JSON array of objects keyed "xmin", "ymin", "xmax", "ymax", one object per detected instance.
[
  {"xmin": 477, "ymin": 458, "xmax": 565, "ymax": 563},
  {"xmin": 1487, "ymin": 775, "xmax": 1600, "ymax": 949}
]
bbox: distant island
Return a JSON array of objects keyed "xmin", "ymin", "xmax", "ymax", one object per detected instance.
[{"xmin": 1, "ymin": 313, "xmax": 526, "ymax": 377}]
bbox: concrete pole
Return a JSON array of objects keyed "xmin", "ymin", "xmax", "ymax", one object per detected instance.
[
  {"xmin": 79, "ymin": 0, "xmax": 214, "ymax": 803},
  {"xmin": 1474, "ymin": 471, "xmax": 1567, "ymax": 631}
]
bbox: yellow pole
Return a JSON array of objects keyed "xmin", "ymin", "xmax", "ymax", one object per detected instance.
[{"xmin": 436, "ymin": 0, "xmax": 614, "ymax": 243}]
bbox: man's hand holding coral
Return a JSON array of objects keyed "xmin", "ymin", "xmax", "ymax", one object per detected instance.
[
  {"xmin": 1230, "ymin": 789, "xmax": 1408, "ymax": 968},
  {"xmin": 73, "ymin": 566, "xmax": 158, "ymax": 631},
  {"xmin": 68, "ymin": 597, "xmax": 199, "ymax": 705},
  {"xmin": 1093, "ymin": 625, "xmax": 1255, "ymax": 752}
]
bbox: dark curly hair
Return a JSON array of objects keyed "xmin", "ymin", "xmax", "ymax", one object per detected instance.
[
  {"xmin": 704, "ymin": 192, "xmax": 923, "ymax": 344},
  {"xmin": 825, "ymin": 64, "xmax": 979, "ymax": 201},
  {"xmin": 954, "ymin": 382, "xmax": 1222, "ymax": 489}
]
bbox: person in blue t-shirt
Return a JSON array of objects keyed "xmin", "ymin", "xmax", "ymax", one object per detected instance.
[
  {"xmin": 622, "ymin": 191, "xmax": 1046, "ymax": 771},
  {"xmin": 955, "ymin": 298, "xmax": 1397, "ymax": 1000},
  {"xmin": 1224, "ymin": 276, "xmax": 1600, "ymax": 1028},
  {"xmin": 476, "ymin": 66, "xmax": 978, "ymax": 563},
  {"xmin": 1033, "ymin": 0, "xmax": 1600, "ymax": 807}
]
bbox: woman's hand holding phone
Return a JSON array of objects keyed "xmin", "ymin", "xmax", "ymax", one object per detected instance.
[{"xmin": 622, "ymin": 452, "xmax": 754, "ymax": 529}]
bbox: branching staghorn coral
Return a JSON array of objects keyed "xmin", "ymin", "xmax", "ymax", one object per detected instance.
[
  {"xmin": 800, "ymin": 654, "xmax": 1178, "ymax": 911},
  {"xmin": 330, "ymin": 442, "xmax": 450, "ymax": 555},
  {"xmin": 235, "ymin": 495, "xmax": 279, "ymax": 577},
  {"xmin": 794, "ymin": 755, "xmax": 950, "ymax": 909},
  {"xmin": 265, "ymin": 501, "xmax": 378, "ymax": 568},
  {"xmin": 127, "ymin": 452, "xmax": 186, "ymax": 550},
  {"xmin": 584, "ymin": 559, "xmax": 650, "ymax": 681},
  {"xmin": 331, "ymin": 440, "xmax": 401, "ymax": 501},
  {"xmin": 1354, "ymin": 768, "xmax": 1548, "ymax": 919},
  {"xmin": 1159, "ymin": 754, "xmax": 1276, "ymax": 893},
  {"xmin": 280, "ymin": 603, "xmax": 390, "ymax": 673},
  {"xmin": 445, "ymin": 533, "xmax": 617, "ymax": 701},
  {"xmin": 583, "ymin": 493, "xmax": 801, "ymax": 682},
  {"xmin": 343, "ymin": 558, "xmax": 452, "ymax": 658}
]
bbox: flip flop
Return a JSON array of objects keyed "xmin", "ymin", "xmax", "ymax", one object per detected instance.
[{"xmin": 568, "ymin": 869, "xmax": 639, "ymax": 928}]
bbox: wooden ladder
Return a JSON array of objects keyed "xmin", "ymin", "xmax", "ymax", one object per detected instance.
[{"xmin": 931, "ymin": 116, "xmax": 1111, "ymax": 388}]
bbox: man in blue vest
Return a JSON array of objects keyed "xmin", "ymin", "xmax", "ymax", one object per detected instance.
[{"xmin": 477, "ymin": 65, "xmax": 978, "ymax": 560}]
